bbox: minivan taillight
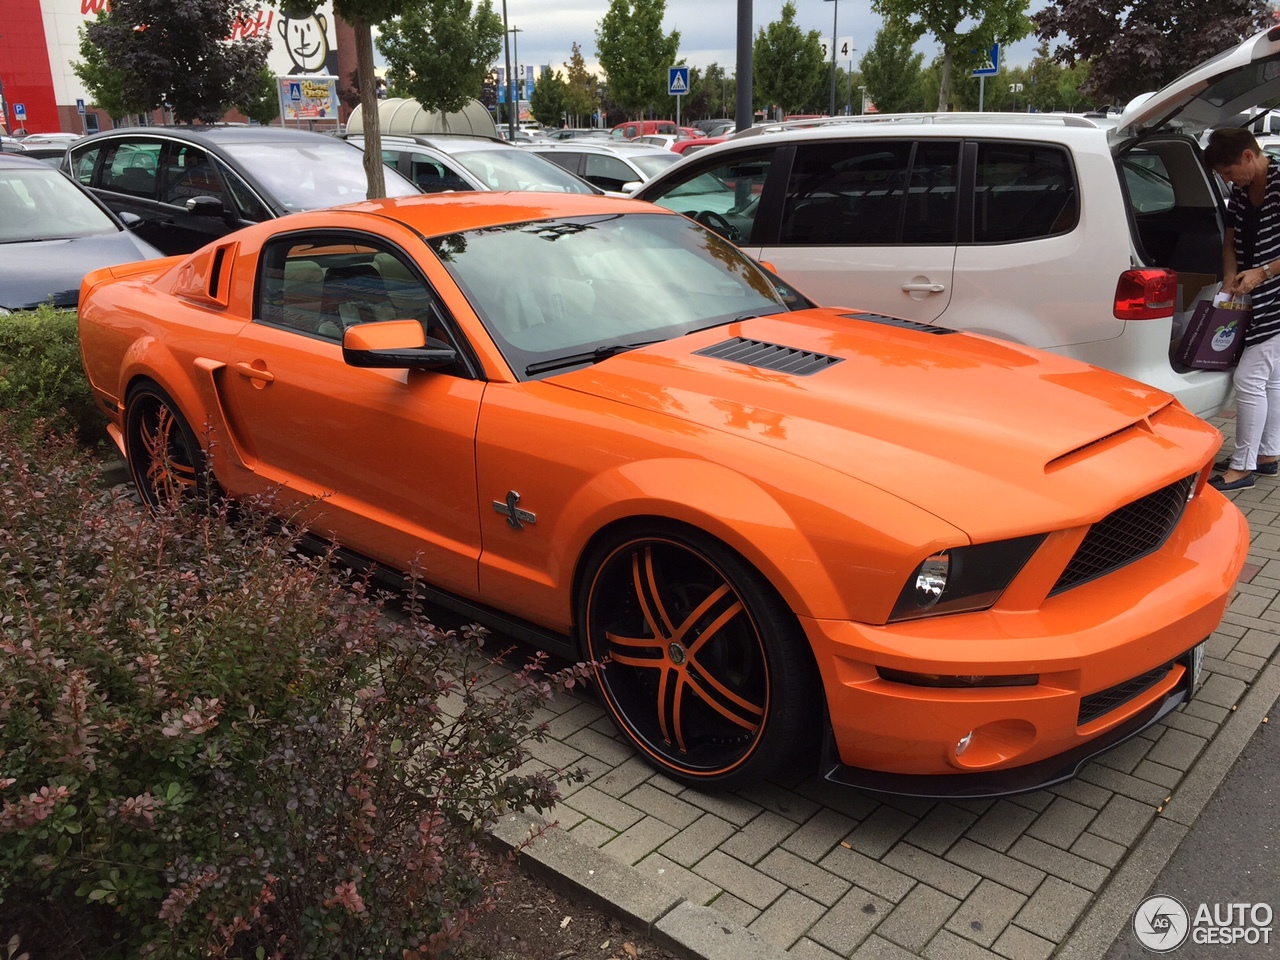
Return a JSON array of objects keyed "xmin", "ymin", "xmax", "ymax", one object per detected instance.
[{"xmin": 1114, "ymin": 268, "xmax": 1177, "ymax": 320}]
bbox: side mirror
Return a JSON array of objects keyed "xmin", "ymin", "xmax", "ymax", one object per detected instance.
[
  {"xmin": 758, "ymin": 260, "xmax": 777, "ymax": 274},
  {"xmin": 620, "ymin": 181, "xmax": 643, "ymax": 196},
  {"xmin": 118, "ymin": 211, "xmax": 144, "ymax": 230},
  {"xmin": 185, "ymin": 195, "xmax": 226, "ymax": 218},
  {"xmin": 342, "ymin": 318, "xmax": 457, "ymax": 370}
]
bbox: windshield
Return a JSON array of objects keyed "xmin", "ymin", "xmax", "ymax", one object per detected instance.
[
  {"xmin": 0, "ymin": 166, "xmax": 119, "ymax": 242},
  {"xmin": 631, "ymin": 153, "xmax": 681, "ymax": 178},
  {"xmin": 221, "ymin": 139, "xmax": 417, "ymax": 211},
  {"xmin": 451, "ymin": 147, "xmax": 598, "ymax": 194},
  {"xmin": 430, "ymin": 212, "xmax": 809, "ymax": 379}
]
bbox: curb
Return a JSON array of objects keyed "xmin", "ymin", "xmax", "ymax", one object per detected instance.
[{"xmin": 1056, "ymin": 662, "xmax": 1280, "ymax": 959}]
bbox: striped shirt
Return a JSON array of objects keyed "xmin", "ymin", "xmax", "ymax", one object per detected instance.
[{"xmin": 1226, "ymin": 159, "xmax": 1280, "ymax": 346}]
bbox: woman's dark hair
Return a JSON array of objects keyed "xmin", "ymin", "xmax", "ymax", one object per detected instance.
[{"xmin": 1205, "ymin": 127, "xmax": 1262, "ymax": 169}]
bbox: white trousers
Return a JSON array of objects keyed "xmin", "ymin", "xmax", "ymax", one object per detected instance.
[{"xmin": 1228, "ymin": 334, "xmax": 1280, "ymax": 470}]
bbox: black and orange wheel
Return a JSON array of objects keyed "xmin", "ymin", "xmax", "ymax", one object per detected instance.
[
  {"xmin": 124, "ymin": 382, "xmax": 208, "ymax": 510},
  {"xmin": 578, "ymin": 522, "xmax": 819, "ymax": 790}
]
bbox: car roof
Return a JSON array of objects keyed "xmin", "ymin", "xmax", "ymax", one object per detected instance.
[
  {"xmin": 527, "ymin": 140, "xmax": 674, "ymax": 157},
  {"xmin": 356, "ymin": 132, "xmax": 511, "ymax": 151},
  {"xmin": 74, "ymin": 125, "xmax": 345, "ymax": 147},
  {"xmin": 0, "ymin": 152, "xmax": 54, "ymax": 169}
]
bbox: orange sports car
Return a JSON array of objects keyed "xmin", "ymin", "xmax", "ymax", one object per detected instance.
[{"xmin": 78, "ymin": 193, "xmax": 1248, "ymax": 796}]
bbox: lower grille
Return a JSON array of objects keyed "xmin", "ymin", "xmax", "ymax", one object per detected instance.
[
  {"xmin": 1050, "ymin": 475, "xmax": 1195, "ymax": 596},
  {"xmin": 1078, "ymin": 662, "xmax": 1172, "ymax": 726}
]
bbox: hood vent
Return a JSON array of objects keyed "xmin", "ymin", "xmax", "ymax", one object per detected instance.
[
  {"xmin": 694, "ymin": 337, "xmax": 843, "ymax": 376},
  {"xmin": 841, "ymin": 313, "xmax": 955, "ymax": 335}
]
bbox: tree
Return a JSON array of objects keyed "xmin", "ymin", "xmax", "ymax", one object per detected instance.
[
  {"xmin": 753, "ymin": 2, "xmax": 827, "ymax": 116},
  {"xmin": 859, "ymin": 21, "xmax": 925, "ymax": 114},
  {"xmin": 376, "ymin": 0, "xmax": 503, "ymax": 119},
  {"xmin": 530, "ymin": 69, "xmax": 568, "ymax": 127},
  {"xmin": 241, "ymin": 64, "xmax": 284, "ymax": 125},
  {"xmin": 72, "ymin": 13, "xmax": 152, "ymax": 122},
  {"xmin": 82, "ymin": 0, "xmax": 269, "ymax": 123},
  {"xmin": 871, "ymin": 0, "xmax": 1031, "ymax": 111},
  {"xmin": 687, "ymin": 62, "xmax": 733, "ymax": 120},
  {"xmin": 596, "ymin": 0, "xmax": 681, "ymax": 119},
  {"xmin": 562, "ymin": 42, "xmax": 599, "ymax": 127},
  {"xmin": 1034, "ymin": 0, "xmax": 1270, "ymax": 105}
]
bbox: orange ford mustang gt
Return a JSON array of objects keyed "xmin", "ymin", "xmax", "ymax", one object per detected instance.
[{"xmin": 77, "ymin": 193, "xmax": 1248, "ymax": 796}]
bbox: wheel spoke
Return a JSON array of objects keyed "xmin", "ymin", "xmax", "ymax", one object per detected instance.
[{"xmin": 633, "ymin": 547, "xmax": 676, "ymax": 640}]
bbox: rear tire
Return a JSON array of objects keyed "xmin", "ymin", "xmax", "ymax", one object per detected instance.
[
  {"xmin": 124, "ymin": 382, "xmax": 208, "ymax": 510},
  {"xmin": 577, "ymin": 521, "xmax": 819, "ymax": 789}
]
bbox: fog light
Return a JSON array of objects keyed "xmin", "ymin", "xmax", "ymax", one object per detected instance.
[
  {"xmin": 914, "ymin": 552, "xmax": 950, "ymax": 608},
  {"xmin": 956, "ymin": 731, "xmax": 974, "ymax": 756}
]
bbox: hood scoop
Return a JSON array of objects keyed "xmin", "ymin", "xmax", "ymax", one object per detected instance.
[
  {"xmin": 694, "ymin": 337, "xmax": 843, "ymax": 376},
  {"xmin": 840, "ymin": 312, "xmax": 956, "ymax": 335}
]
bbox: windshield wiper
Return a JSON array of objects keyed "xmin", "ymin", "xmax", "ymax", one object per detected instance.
[{"xmin": 525, "ymin": 340, "xmax": 661, "ymax": 376}]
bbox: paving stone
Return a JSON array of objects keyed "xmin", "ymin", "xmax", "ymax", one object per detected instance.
[
  {"xmin": 874, "ymin": 884, "xmax": 960, "ymax": 952},
  {"xmin": 789, "ymin": 937, "xmax": 846, "ymax": 960},
  {"xmin": 748, "ymin": 888, "xmax": 828, "ymax": 950},
  {"xmin": 879, "ymin": 795, "xmax": 937, "ymax": 818},
  {"xmin": 793, "ymin": 776, "xmax": 881, "ymax": 820},
  {"xmin": 1091, "ymin": 735, "xmax": 1150, "ymax": 775},
  {"xmin": 543, "ymin": 699, "xmax": 606, "ymax": 739},
  {"xmin": 545, "ymin": 804, "xmax": 588, "ymax": 831},
  {"xmin": 1088, "ymin": 793, "xmax": 1157, "ymax": 847},
  {"xmin": 850, "ymin": 935, "xmax": 926, "ymax": 960},
  {"xmin": 1236, "ymin": 629, "xmax": 1280, "ymax": 659},
  {"xmin": 1197, "ymin": 672, "xmax": 1248, "ymax": 708},
  {"xmin": 563, "ymin": 785, "xmax": 644, "ymax": 832},
  {"xmin": 782, "ymin": 806, "xmax": 859, "ymax": 861},
  {"xmin": 922, "ymin": 928, "xmax": 1003, "ymax": 959},
  {"xmin": 1204, "ymin": 657, "xmax": 1259, "ymax": 683},
  {"xmin": 1047, "ymin": 777, "xmax": 1112, "ymax": 810},
  {"xmin": 807, "ymin": 885, "xmax": 892, "ymax": 955},
  {"xmin": 1077, "ymin": 761, "xmax": 1171, "ymax": 805},
  {"xmin": 905, "ymin": 803, "xmax": 979, "ymax": 856},
  {"xmin": 945, "ymin": 878, "xmax": 1026, "ymax": 948},
  {"xmin": 655, "ymin": 901, "xmax": 784, "ymax": 960},
  {"xmin": 1007, "ymin": 836, "xmax": 1110, "ymax": 891},
  {"xmin": 966, "ymin": 799, "xmax": 1039, "ymax": 853},
  {"xmin": 708, "ymin": 891, "xmax": 760, "ymax": 927},
  {"xmin": 634, "ymin": 852, "xmax": 722, "ymax": 906},
  {"xmin": 600, "ymin": 815, "xmax": 677, "ymax": 866},
  {"xmin": 1013, "ymin": 876, "xmax": 1092, "ymax": 941},
  {"xmin": 555, "ymin": 756, "xmax": 612, "ymax": 799},
  {"xmin": 646, "ymin": 770, "xmax": 687, "ymax": 795},
  {"xmin": 955, "ymin": 798, "xmax": 996, "ymax": 815},
  {"xmin": 1006, "ymin": 790, "xmax": 1053, "ymax": 813},
  {"xmin": 1229, "ymin": 590, "xmax": 1272, "ymax": 617},
  {"xmin": 757, "ymin": 848, "xmax": 851, "ymax": 907},
  {"xmin": 721, "ymin": 810, "xmax": 799, "ymax": 865},
  {"xmin": 568, "ymin": 818, "xmax": 616, "ymax": 848},
  {"xmin": 1226, "ymin": 651, "xmax": 1267, "ymax": 673},
  {"xmin": 592, "ymin": 756, "xmax": 658, "ymax": 799},
  {"xmin": 692, "ymin": 849, "xmax": 787, "ymax": 909},
  {"xmin": 1131, "ymin": 759, "xmax": 1184, "ymax": 789},
  {"xmin": 1145, "ymin": 727, "xmax": 1207, "ymax": 771},
  {"xmin": 621, "ymin": 782, "xmax": 703, "ymax": 829},
  {"xmin": 882, "ymin": 843, "xmax": 981, "ymax": 899},
  {"xmin": 659, "ymin": 813, "xmax": 737, "ymax": 868},
  {"xmin": 1024, "ymin": 797, "xmax": 1097, "ymax": 850},
  {"xmin": 945, "ymin": 839, "xmax": 1047, "ymax": 896},
  {"xmin": 992, "ymin": 924, "xmax": 1055, "ymax": 960},
  {"xmin": 818, "ymin": 845, "xmax": 917, "ymax": 903},
  {"xmin": 738, "ymin": 782, "xmax": 822, "ymax": 823},
  {"xmin": 1069, "ymin": 831, "xmax": 1126, "ymax": 869},
  {"xmin": 526, "ymin": 735, "xmax": 587, "ymax": 770},
  {"xmin": 846, "ymin": 804, "xmax": 918, "ymax": 858},
  {"xmin": 563, "ymin": 724, "xmax": 636, "ymax": 765},
  {"xmin": 680, "ymin": 787, "xmax": 763, "ymax": 826}
]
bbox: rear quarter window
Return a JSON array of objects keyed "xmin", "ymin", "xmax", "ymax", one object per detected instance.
[{"xmin": 972, "ymin": 141, "xmax": 1078, "ymax": 243}]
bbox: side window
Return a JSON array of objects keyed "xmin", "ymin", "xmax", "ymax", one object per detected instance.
[
  {"xmin": 583, "ymin": 154, "xmax": 639, "ymax": 191},
  {"xmin": 643, "ymin": 149, "xmax": 773, "ymax": 244},
  {"xmin": 408, "ymin": 153, "xmax": 474, "ymax": 193},
  {"xmin": 101, "ymin": 140, "xmax": 162, "ymax": 198},
  {"xmin": 257, "ymin": 236, "xmax": 442, "ymax": 345},
  {"xmin": 69, "ymin": 145, "xmax": 101, "ymax": 185},
  {"xmin": 1122, "ymin": 151, "xmax": 1176, "ymax": 214},
  {"xmin": 214, "ymin": 157, "xmax": 270, "ymax": 222},
  {"xmin": 972, "ymin": 141, "xmax": 1078, "ymax": 243},
  {"xmin": 780, "ymin": 141, "xmax": 913, "ymax": 245},
  {"xmin": 161, "ymin": 144, "xmax": 225, "ymax": 206},
  {"xmin": 539, "ymin": 152, "xmax": 581, "ymax": 174},
  {"xmin": 902, "ymin": 141, "xmax": 960, "ymax": 244}
]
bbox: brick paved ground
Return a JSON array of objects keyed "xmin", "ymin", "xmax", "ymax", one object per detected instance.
[{"xmin": 500, "ymin": 413, "xmax": 1280, "ymax": 960}]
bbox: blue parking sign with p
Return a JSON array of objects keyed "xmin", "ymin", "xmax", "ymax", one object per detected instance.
[
  {"xmin": 668, "ymin": 67, "xmax": 689, "ymax": 96},
  {"xmin": 13, "ymin": 103, "xmax": 25, "ymax": 120}
]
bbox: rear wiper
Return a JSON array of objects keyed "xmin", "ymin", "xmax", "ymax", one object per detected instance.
[{"xmin": 525, "ymin": 340, "xmax": 661, "ymax": 376}]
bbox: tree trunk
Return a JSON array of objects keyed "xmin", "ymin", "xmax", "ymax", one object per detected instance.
[
  {"xmin": 938, "ymin": 49, "xmax": 953, "ymax": 112},
  {"xmin": 354, "ymin": 19, "xmax": 386, "ymax": 199}
]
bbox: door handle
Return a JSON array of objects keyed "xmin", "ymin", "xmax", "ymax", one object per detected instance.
[
  {"xmin": 901, "ymin": 282, "xmax": 946, "ymax": 293},
  {"xmin": 234, "ymin": 361, "xmax": 275, "ymax": 382}
]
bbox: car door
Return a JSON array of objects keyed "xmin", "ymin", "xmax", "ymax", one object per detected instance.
[
  {"xmin": 154, "ymin": 141, "xmax": 242, "ymax": 254},
  {"xmin": 760, "ymin": 138, "xmax": 959, "ymax": 319},
  {"xmin": 92, "ymin": 137, "xmax": 169, "ymax": 251},
  {"xmin": 220, "ymin": 229, "xmax": 486, "ymax": 597}
]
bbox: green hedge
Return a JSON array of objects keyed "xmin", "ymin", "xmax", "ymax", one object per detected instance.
[{"xmin": 0, "ymin": 305, "xmax": 106, "ymax": 442}]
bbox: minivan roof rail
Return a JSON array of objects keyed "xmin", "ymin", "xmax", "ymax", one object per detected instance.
[{"xmin": 731, "ymin": 112, "xmax": 1102, "ymax": 138}]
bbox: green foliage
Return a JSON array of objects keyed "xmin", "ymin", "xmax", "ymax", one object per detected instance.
[
  {"xmin": 860, "ymin": 21, "xmax": 925, "ymax": 114},
  {"xmin": 562, "ymin": 43, "xmax": 600, "ymax": 127},
  {"xmin": 753, "ymin": 2, "xmax": 828, "ymax": 116},
  {"xmin": 685, "ymin": 63, "xmax": 734, "ymax": 122},
  {"xmin": 0, "ymin": 306, "xmax": 104, "ymax": 443},
  {"xmin": 0, "ymin": 422, "xmax": 588, "ymax": 957},
  {"xmin": 71, "ymin": 13, "xmax": 151, "ymax": 121},
  {"xmin": 530, "ymin": 70, "xmax": 568, "ymax": 128},
  {"xmin": 376, "ymin": 0, "xmax": 504, "ymax": 115},
  {"xmin": 239, "ymin": 64, "xmax": 283, "ymax": 127},
  {"xmin": 596, "ymin": 0, "xmax": 681, "ymax": 118}
]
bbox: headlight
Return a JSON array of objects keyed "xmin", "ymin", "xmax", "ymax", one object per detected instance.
[{"xmin": 889, "ymin": 535, "xmax": 1044, "ymax": 621}]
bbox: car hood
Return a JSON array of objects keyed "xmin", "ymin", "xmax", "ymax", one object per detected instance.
[
  {"xmin": 0, "ymin": 232, "xmax": 161, "ymax": 310},
  {"xmin": 550, "ymin": 310, "xmax": 1214, "ymax": 538},
  {"xmin": 1112, "ymin": 25, "xmax": 1280, "ymax": 141}
]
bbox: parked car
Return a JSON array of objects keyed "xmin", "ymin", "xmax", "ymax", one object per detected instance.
[
  {"xmin": 0, "ymin": 152, "xmax": 161, "ymax": 312},
  {"xmin": 77, "ymin": 190, "xmax": 1246, "ymax": 794},
  {"xmin": 347, "ymin": 133, "xmax": 600, "ymax": 196},
  {"xmin": 62, "ymin": 126, "xmax": 418, "ymax": 256},
  {"xmin": 671, "ymin": 136, "xmax": 728, "ymax": 156},
  {"xmin": 633, "ymin": 39, "xmax": 1280, "ymax": 421},
  {"xmin": 545, "ymin": 128, "xmax": 612, "ymax": 141},
  {"xmin": 523, "ymin": 141, "xmax": 681, "ymax": 193},
  {"xmin": 611, "ymin": 119, "xmax": 677, "ymax": 139}
]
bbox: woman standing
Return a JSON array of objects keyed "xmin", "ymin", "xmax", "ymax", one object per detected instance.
[{"xmin": 1205, "ymin": 127, "xmax": 1280, "ymax": 491}]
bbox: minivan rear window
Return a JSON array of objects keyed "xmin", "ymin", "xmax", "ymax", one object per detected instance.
[{"xmin": 973, "ymin": 142, "xmax": 1078, "ymax": 243}]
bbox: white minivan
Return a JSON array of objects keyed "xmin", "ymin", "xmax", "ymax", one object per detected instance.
[{"xmin": 636, "ymin": 26, "xmax": 1280, "ymax": 418}]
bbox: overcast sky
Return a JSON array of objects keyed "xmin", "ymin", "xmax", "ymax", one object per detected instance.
[{"xmin": 497, "ymin": 0, "xmax": 1049, "ymax": 77}]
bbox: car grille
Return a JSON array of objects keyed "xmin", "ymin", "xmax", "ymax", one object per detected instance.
[
  {"xmin": 1049, "ymin": 475, "xmax": 1196, "ymax": 596},
  {"xmin": 694, "ymin": 337, "xmax": 843, "ymax": 375},
  {"xmin": 1078, "ymin": 661, "xmax": 1173, "ymax": 726}
]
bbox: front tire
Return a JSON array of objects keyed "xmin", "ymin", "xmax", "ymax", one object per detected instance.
[
  {"xmin": 578, "ymin": 523, "xmax": 819, "ymax": 789},
  {"xmin": 124, "ymin": 382, "xmax": 207, "ymax": 510}
]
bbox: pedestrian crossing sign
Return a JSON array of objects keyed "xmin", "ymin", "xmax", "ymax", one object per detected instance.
[{"xmin": 669, "ymin": 67, "xmax": 689, "ymax": 96}]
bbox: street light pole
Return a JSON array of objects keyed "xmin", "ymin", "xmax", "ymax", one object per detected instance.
[
  {"xmin": 500, "ymin": 0, "xmax": 515, "ymax": 139},
  {"xmin": 510, "ymin": 27, "xmax": 523, "ymax": 125},
  {"xmin": 824, "ymin": 0, "xmax": 838, "ymax": 117}
]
